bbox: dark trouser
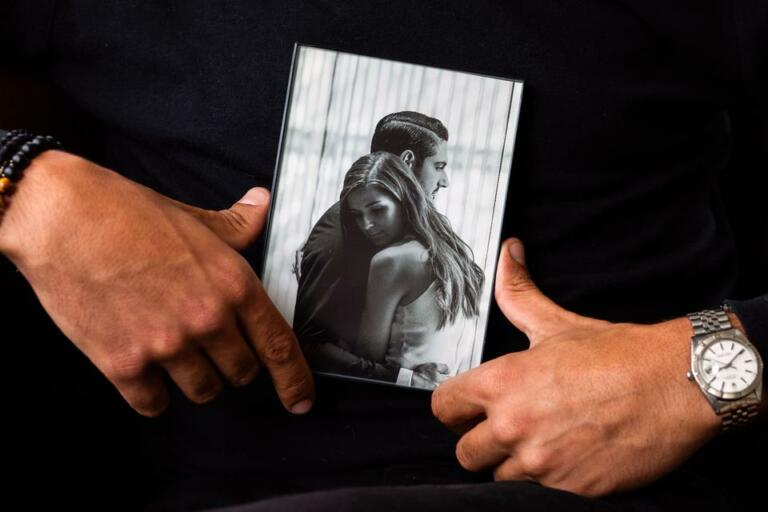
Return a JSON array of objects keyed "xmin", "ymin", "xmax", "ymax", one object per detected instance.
[
  {"xmin": 185, "ymin": 473, "xmax": 740, "ymax": 512},
  {"xmin": 138, "ymin": 462, "xmax": 743, "ymax": 512}
]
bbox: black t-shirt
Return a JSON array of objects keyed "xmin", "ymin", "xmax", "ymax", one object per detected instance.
[{"xmin": 3, "ymin": 0, "xmax": 767, "ymax": 509}]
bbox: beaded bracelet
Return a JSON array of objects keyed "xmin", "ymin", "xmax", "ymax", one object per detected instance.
[{"xmin": 0, "ymin": 130, "xmax": 63, "ymax": 212}]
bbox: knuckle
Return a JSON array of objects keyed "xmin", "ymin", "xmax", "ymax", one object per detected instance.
[
  {"xmin": 493, "ymin": 464, "xmax": 517, "ymax": 482},
  {"xmin": 214, "ymin": 258, "xmax": 253, "ymax": 306},
  {"xmin": 222, "ymin": 208, "xmax": 252, "ymax": 233},
  {"xmin": 130, "ymin": 389, "xmax": 169, "ymax": 418},
  {"xmin": 227, "ymin": 275, "xmax": 252, "ymax": 307},
  {"xmin": 430, "ymin": 388, "xmax": 447, "ymax": 420},
  {"xmin": 489, "ymin": 414, "xmax": 519, "ymax": 446},
  {"xmin": 518, "ymin": 447, "xmax": 550, "ymax": 478},
  {"xmin": 276, "ymin": 371, "xmax": 313, "ymax": 402},
  {"xmin": 102, "ymin": 352, "xmax": 147, "ymax": 383},
  {"xmin": 480, "ymin": 364, "xmax": 506, "ymax": 402},
  {"xmin": 183, "ymin": 298, "xmax": 229, "ymax": 338},
  {"xmin": 188, "ymin": 374, "xmax": 223, "ymax": 404},
  {"xmin": 496, "ymin": 273, "xmax": 538, "ymax": 302},
  {"xmin": 261, "ymin": 331, "xmax": 298, "ymax": 365},
  {"xmin": 149, "ymin": 330, "xmax": 187, "ymax": 361},
  {"xmin": 506, "ymin": 270, "xmax": 536, "ymax": 292},
  {"xmin": 454, "ymin": 439, "xmax": 476, "ymax": 471},
  {"xmin": 229, "ymin": 361, "xmax": 260, "ymax": 387}
]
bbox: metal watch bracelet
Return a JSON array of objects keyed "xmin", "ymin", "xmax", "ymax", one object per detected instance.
[{"xmin": 688, "ymin": 309, "xmax": 761, "ymax": 432}]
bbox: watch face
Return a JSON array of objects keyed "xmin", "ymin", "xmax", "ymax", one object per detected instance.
[{"xmin": 699, "ymin": 338, "xmax": 760, "ymax": 398}]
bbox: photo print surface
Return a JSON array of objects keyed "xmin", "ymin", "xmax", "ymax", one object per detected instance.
[{"xmin": 262, "ymin": 45, "xmax": 523, "ymax": 389}]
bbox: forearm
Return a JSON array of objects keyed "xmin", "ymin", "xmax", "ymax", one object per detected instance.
[
  {"xmin": 355, "ymin": 309, "xmax": 391, "ymax": 362},
  {"xmin": 302, "ymin": 341, "xmax": 398, "ymax": 381},
  {"xmin": 0, "ymin": 148, "xmax": 73, "ymax": 261}
]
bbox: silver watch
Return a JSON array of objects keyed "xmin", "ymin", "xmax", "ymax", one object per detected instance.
[{"xmin": 687, "ymin": 308, "xmax": 763, "ymax": 432}]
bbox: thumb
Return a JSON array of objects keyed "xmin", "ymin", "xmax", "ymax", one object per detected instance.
[
  {"xmin": 213, "ymin": 187, "xmax": 272, "ymax": 251},
  {"xmin": 494, "ymin": 238, "xmax": 569, "ymax": 342}
]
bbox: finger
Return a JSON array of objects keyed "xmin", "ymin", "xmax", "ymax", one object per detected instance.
[
  {"xmin": 493, "ymin": 456, "xmax": 537, "ymax": 483},
  {"xmin": 168, "ymin": 188, "xmax": 271, "ymax": 251},
  {"xmin": 239, "ymin": 277, "xmax": 315, "ymax": 414},
  {"xmin": 162, "ymin": 349, "xmax": 224, "ymax": 404},
  {"xmin": 216, "ymin": 188, "xmax": 271, "ymax": 250},
  {"xmin": 431, "ymin": 368, "xmax": 489, "ymax": 431},
  {"xmin": 199, "ymin": 320, "xmax": 261, "ymax": 387},
  {"xmin": 112, "ymin": 367, "xmax": 170, "ymax": 417},
  {"xmin": 455, "ymin": 420, "xmax": 508, "ymax": 472},
  {"xmin": 494, "ymin": 238, "xmax": 569, "ymax": 343}
]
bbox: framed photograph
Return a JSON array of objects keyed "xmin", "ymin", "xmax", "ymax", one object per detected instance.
[{"xmin": 262, "ymin": 44, "xmax": 523, "ymax": 390}]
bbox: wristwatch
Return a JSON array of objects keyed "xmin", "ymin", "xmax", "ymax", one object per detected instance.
[{"xmin": 687, "ymin": 308, "xmax": 764, "ymax": 432}]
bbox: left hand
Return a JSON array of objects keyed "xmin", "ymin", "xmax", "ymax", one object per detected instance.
[{"xmin": 431, "ymin": 238, "xmax": 722, "ymax": 497}]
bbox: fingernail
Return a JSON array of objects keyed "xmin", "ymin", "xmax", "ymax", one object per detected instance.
[
  {"xmin": 290, "ymin": 399, "xmax": 313, "ymax": 415},
  {"xmin": 508, "ymin": 239, "xmax": 526, "ymax": 265},
  {"xmin": 234, "ymin": 370, "xmax": 258, "ymax": 387},
  {"xmin": 237, "ymin": 188, "xmax": 270, "ymax": 206}
]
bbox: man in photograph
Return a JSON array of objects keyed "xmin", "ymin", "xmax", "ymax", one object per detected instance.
[{"xmin": 294, "ymin": 111, "xmax": 452, "ymax": 384}]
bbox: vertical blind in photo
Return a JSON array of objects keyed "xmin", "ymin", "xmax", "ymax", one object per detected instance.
[{"xmin": 264, "ymin": 46, "xmax": 522, "ymax": 376}]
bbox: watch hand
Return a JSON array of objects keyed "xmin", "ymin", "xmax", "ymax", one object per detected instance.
[{"xmin": 719, "ymin": 348, "xmax": 745, "ymax": 371}]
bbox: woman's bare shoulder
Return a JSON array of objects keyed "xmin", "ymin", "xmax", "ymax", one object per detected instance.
[
  {"xmin": 372, "ymin": 240, "xmax": 427, "ymax": 262},
  {"xmin": 370, "ymin": 240, "xmax": 430, "ymax": 279}
]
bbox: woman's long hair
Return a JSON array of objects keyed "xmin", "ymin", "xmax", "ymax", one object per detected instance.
[{"xmin": 339, "ymin": 151, "xmax": 484, "ymax": 328}]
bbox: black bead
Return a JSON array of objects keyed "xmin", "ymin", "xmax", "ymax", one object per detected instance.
[{"xmin": 0, "ymin": 131, "xmax": 62, "ymax": 189}]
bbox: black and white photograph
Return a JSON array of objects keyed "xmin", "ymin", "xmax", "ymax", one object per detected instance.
[{"xmin": 263, "ymin": 45, "xmax": 523, "ymax": 389}]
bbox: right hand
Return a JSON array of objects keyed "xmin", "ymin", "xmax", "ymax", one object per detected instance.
[
  {"xmin": 412, "ymin": 362, "xmax": 451, "ymax": 388},
  {"xmin": 0, "ymin": 150, "xmax": 314, "ymax": 417}
]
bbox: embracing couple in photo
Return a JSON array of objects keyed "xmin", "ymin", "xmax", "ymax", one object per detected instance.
[{"xmin": 294, "ymin": 111, "xmax": 484, "ymax": 389}]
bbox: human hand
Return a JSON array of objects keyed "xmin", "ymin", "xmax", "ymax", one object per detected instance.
[
  {"xmin": 412, "ymin": 362, "xmax": 450, "ymax": 389},
  {"xmin": 0, "ymin": 151, "xmax": 314, "ymax": 416},
  {"xmin": 431, "ymin": 238, "xmax": 722, "ymax": 497}
]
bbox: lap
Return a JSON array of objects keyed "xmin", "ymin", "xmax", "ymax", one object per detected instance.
[{"xmin": 199, "ymin": 470, "xmax": 740, "ymax": 512}]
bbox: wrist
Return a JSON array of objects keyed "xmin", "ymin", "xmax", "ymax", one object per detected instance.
[
  {"xmin": 724, "ymin": 310, "xmax": 745, "ymax": 332},
  {"xmin": 0, "ymin": 150, "xmax": 79, "ymax": 263},
  {"xmin": 657, "ymin": 317, "xmax": 723, "ymax": 433}
]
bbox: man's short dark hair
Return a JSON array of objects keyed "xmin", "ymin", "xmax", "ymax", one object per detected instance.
[{"xmin": 370, "ymin": 112, "xmax": 449, "ymax": 173}]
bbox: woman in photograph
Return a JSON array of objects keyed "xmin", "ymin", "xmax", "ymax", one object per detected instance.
[{"xmin": 338, "ymin": 151, "xmax": 484, "ymax": 387}]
